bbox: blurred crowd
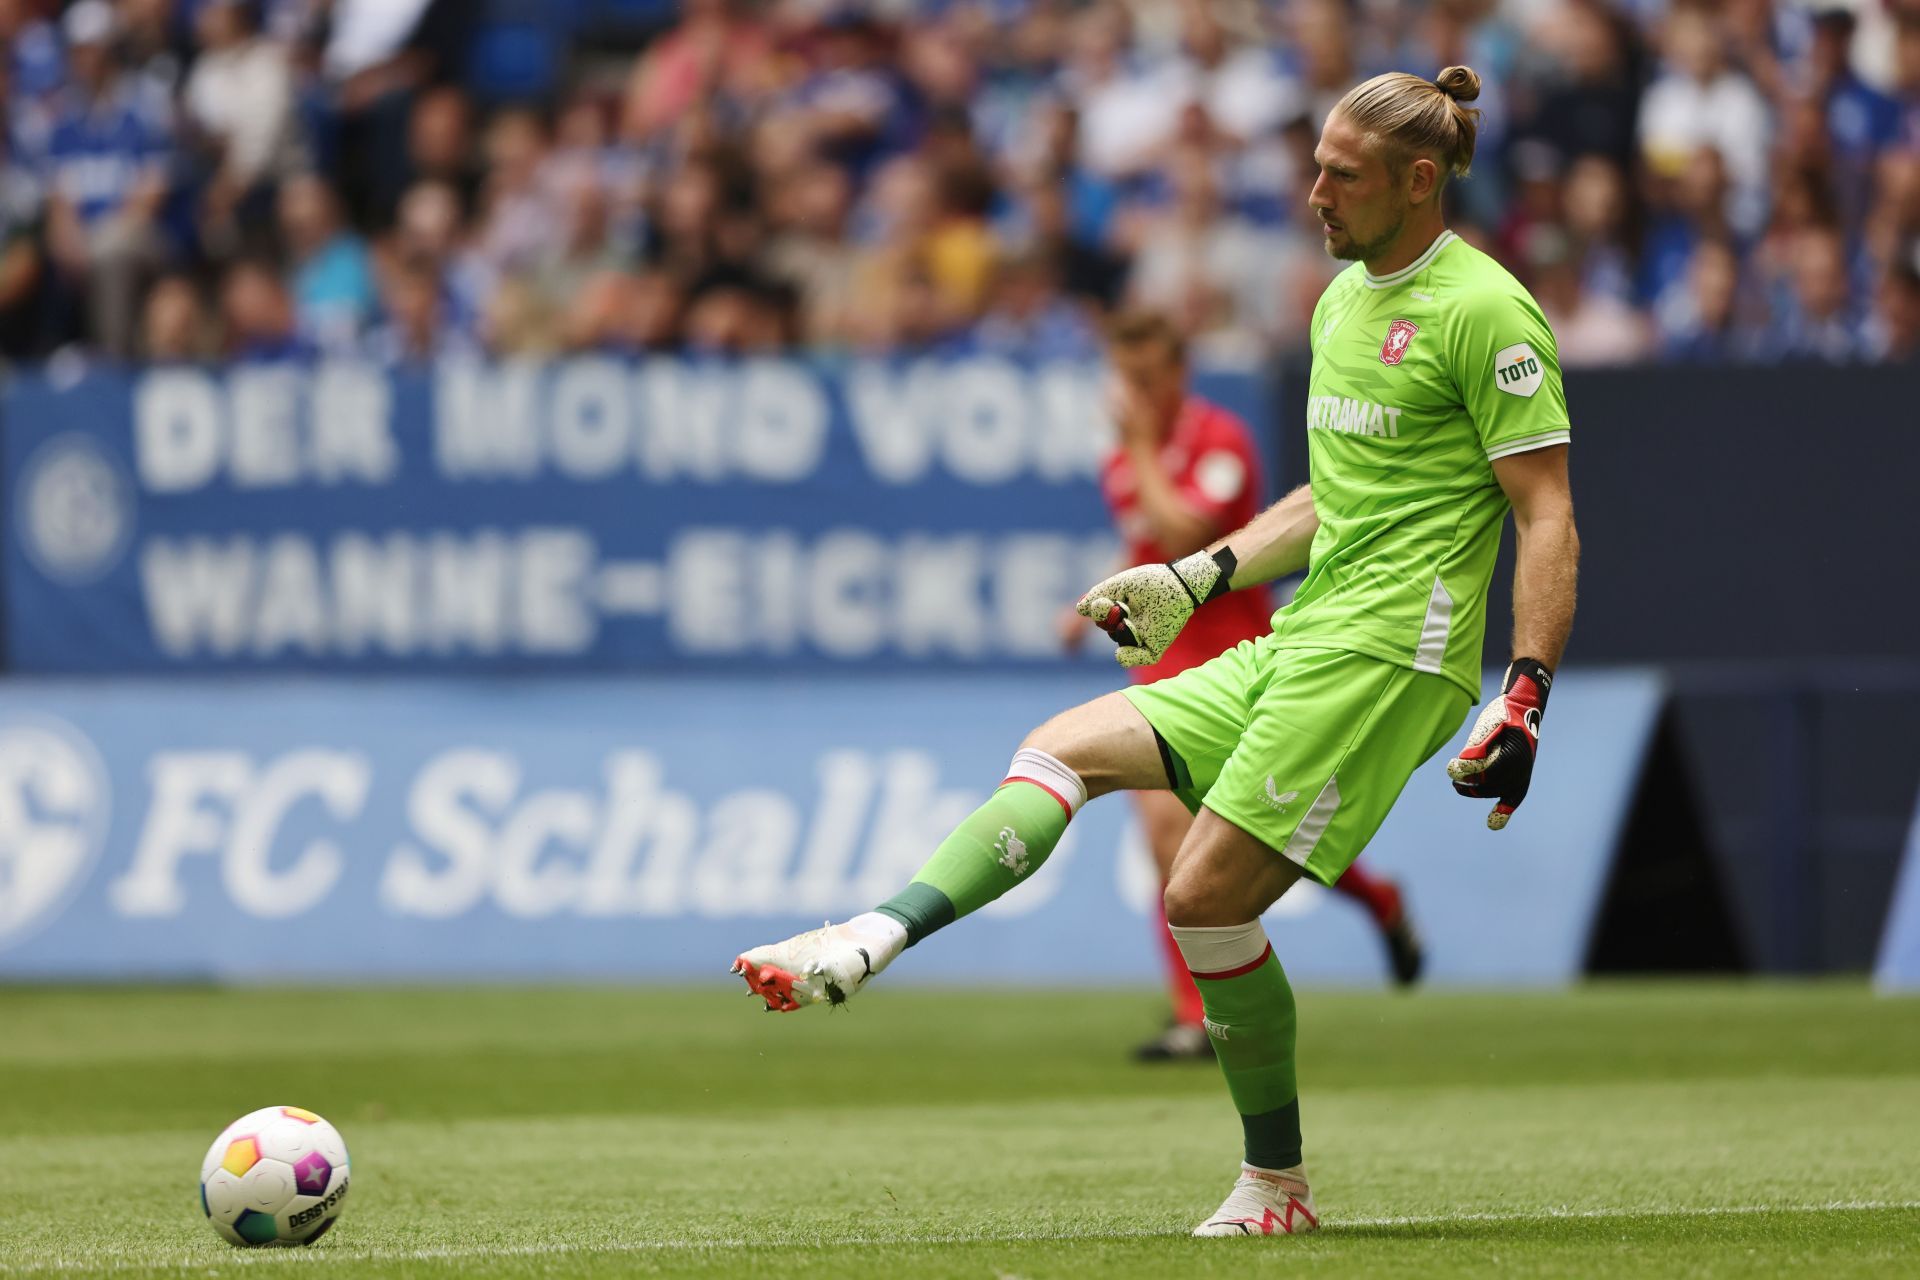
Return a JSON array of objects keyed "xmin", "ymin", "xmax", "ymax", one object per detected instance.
[{"xmin": 0, "ymin": 0, "xmax": 1916, "ymax": 367}]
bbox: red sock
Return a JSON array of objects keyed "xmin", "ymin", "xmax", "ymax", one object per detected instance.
[
  {"xmin": 1153, "ymin": 891, "xmax": 1207, "ymax": 1027},
  {"xmin": 1331, "ymin": 860, "xmax": 1402, "ymax": 927}
]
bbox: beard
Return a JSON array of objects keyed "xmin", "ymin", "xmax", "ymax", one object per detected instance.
[{"xmin": 1325, "ymin": 208, "xmax": 1407, "ymax": 262}]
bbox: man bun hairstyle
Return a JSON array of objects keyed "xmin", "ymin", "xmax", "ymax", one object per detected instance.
[{"xmin": 1335, "ymin": 65, "xmax": 1483, "ymax": 183}]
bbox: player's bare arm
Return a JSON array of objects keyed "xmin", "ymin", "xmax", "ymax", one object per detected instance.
[
  {"xmin": 1446, "ymin": 444, "xmax": 1579, "ymax": 828},
  {"xmin": 1210, "ymin": 483, "xmax": 1320, "ymax": 589},
  {"xmin": 1494, "ymin": 444, "xmax": 1578, "ymax": 669}
]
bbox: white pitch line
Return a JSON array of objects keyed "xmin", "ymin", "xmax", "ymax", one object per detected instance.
[{"xmin": 4, "ymin": 1200, "xmax": 1917, "ymax": 1275}]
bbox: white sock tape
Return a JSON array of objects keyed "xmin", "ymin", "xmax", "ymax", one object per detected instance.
[
  {"xmin": 1168, "ymin": 921, "xmax": 1271, "ymax": 977},
  {"xmin": 1005, "ymin": 747, "xmax": 1088, "ymax": 816}
]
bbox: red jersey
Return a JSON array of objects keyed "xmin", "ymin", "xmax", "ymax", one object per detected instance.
[{"xmin": 1098, "ymin": 397, "xmax": 1274, "ymax": 681}]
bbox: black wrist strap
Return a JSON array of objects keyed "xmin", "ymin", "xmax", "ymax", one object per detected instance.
[
  {"xmin": 1167, "ymin": 547, "xmax": 1239, "ymax": 609},
  {"xmin": 1201, "ymin": 547, "xmax": 1237, "ymax": 603},
  {"xmin": 1505, "ymin": 656, "xmax": 1554, "ymax": 710}
]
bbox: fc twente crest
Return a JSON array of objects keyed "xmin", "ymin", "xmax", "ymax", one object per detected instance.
[{"xmin": 1380, "ymin": 318, "xmax": 1419, "ymax": 366}]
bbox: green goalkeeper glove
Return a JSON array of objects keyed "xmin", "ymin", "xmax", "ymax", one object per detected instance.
[{"xmin": 1075, "ymin": 548, "xmax": 1237, "ymax": 669}]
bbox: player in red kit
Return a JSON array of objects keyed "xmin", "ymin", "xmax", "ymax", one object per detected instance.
[{"xmin": 1066, "ymin": 311, "xmax": 1426, "ymax": 1061}]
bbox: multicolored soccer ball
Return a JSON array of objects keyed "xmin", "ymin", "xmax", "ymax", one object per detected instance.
[{"xmin": 198, "ymin": 1106, "xmax": 351, "ymax": 1246}]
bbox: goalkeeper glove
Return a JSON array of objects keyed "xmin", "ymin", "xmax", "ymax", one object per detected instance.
[
  {"xmin": 1445, "ymin": 657, "xmax": 1552, "ymax": 830},
  {"xmin": 1075, "ymin": 548, "xmax": 1237, "ymax": 668}
]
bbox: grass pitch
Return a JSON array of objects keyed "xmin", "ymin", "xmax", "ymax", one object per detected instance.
[{"xmin": 1, "ymin": 982, "xmax": 1917, "ymax": 1278}]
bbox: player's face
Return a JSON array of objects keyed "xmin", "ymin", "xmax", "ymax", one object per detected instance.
[
  {"xmin": 1111, "ymin": 341, "xmax": 1186, "ymax": 421},
  {"xmin": 1309, "ymin": 111, "xmax": 1410, "ymax": 263}
]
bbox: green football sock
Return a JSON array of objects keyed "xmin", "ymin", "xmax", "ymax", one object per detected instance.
[
  {"xmin": 1170, "ymin": 922, "xmax": 1302, "ymax": 1170},
  {"xmin": 875, "ymin": 748, "xmax": 1084, "ymax": 945}
]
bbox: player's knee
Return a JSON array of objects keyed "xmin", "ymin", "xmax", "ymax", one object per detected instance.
[
  {"xmin": 1017, "ymin": 705, "xmax": 1116, "ymax": 798},
  {"xmin": 1162, "ymin": 873, "xmax": 1225, "ymax": 929},
  {"xmin": 1164, "ymin": 854, "xmax": 1272, "ymax": 927}
]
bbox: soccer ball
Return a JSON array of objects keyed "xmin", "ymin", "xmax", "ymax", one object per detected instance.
[{"xmin": 198, "ymin": 1106, "xmax": 351, "ymax": 1246}]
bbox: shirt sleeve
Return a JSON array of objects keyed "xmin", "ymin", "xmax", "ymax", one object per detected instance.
[
  {"xmin": 1172, "ymin": 412, "xmax": 1256, "ymax": 528},
  {"xmin": 1449, "ymin": 286, "xmax": 1572, "ymax": 461}
]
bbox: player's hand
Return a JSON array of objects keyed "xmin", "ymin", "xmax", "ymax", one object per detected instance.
[
  {"xmin": 1446, "ymin": 658, "xmax": 1552, "ymax": 830},
  {"xmin": 1107, "ymin": 377, "xmax": 1159, "ymax": 450},
  {"xmin": 1075, "ymin": 548, "xmax": 1236, "ymax": 668}
]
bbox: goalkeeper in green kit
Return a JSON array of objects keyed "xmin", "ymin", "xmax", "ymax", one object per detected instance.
[{"xmin": 733, "ymin": 64, "xmax": 1580, "ymax": 1237}]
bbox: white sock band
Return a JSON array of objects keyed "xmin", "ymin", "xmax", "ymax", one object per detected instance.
[
  {"xmin": 1004, "ymin": 747, "xmax": 1088, "ymax": 817},
  {"xmin": 843, "ymin": 912, "xmax": 908, "ymax": 971},
  {"xmin": 1168, "ymin": 921, "xmax": 1271, "ymax": 979}
]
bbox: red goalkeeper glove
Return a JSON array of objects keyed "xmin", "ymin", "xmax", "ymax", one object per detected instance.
[{"xmin": 1445, "ymin": 658, "xmax": 1552, "ymax": 830}]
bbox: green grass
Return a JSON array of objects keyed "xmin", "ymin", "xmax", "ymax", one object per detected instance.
[{"xmin": 2, "ymin": 982, "xmax": 1918, "ymax": 1277}]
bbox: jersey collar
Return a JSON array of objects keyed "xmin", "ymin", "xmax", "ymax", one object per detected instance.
[{"xmin": 1363, "ymin": 229, "xmax": 1456, "ymax": 290}]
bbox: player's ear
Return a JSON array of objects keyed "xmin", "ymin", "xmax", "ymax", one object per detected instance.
[{"xmin": 1407, "ymin": 156, "xmax": 1439, "ymax": 205}]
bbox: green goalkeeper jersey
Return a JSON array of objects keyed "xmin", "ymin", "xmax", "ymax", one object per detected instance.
[{"xmin": 1271, "ymin": 229, "xmax": 1571, "ymax": 700}]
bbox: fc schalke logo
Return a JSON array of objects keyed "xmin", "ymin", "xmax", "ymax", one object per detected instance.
[
  {"xmin": 1380, "ymin": 318, "xmax": 1419, "ymax": 366},
  {"xmin": 15, "ymin": 433, "xmax": 134, "ymax": 584},
  {"xmin": 0, "ymin": 716, "xmax": 111, "ymax": 950}
]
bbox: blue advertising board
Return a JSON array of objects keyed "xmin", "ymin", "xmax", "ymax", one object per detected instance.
[
  {"xmin": 1874, "ymin": 786, "xmax": 1920, "ymax": 993},
  {"xmin": 2, "ymin": 359, "xmax": 1272, "ymax": 673},
  {"xmin": 0, "ymin": 668, "xmax": 1661, "ymax": 986}
]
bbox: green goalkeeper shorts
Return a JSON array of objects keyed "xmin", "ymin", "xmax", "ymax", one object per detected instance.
[{"xmin": 1121, "ymin": 639, "xmax": 1470, "ymax": 886}]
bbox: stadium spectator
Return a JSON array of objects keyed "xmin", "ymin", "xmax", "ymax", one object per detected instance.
[
  {"xmin": 1656, "ymin": 237, "xmax": 1749, "ymax": 362},
  {"xmin": 140, "ymin": 271, "xmax": 212, "ymax": 361},
  {"xmin": 1288, "ymin": 0, "xmax": 1359, "ymax": 131},
  {"xmin": 220, "ymin": 255, "xmax": 307, "ymax": 360},
  {"xmin": 367, "ymin": 253, "xmax": 476, "ymax": 365},
  {"xmin": 1640, "ymin": 145, "xmax": 1732, "ymax": 307},
  {"xmin": 1562, "ymin": 153, "xmax": 1637, "ymax": 304},
  {"xmin": 683, "ymin": 272, "xmax": 790, "ymax": 355},
  {"xmin": 760, "ymin": 158, "xmax": 861, "ymax": 348},
  {"xmin": 965, "ymin": 248, "xmax": 1102, "ymax": 359},
  {"xmin": 1639, "ymin": 2, "xmax": 1771, "ymax": 237},
  {"xmin": 0, "ymin": 0, "xmax": 1912, "ymax": 370},
  {"xmin": 278, "ymin": 171, "xmax": 375, "ymax": 355},
  {"xmin": 1060, "ymin": 1, "xmax": 1161, "ymax": 179},
  {"xmin": 627, "ymin": 267, "xmax": 688, "ymax": 352},
  {"xmin": 0, "ymin": 118, "xmax": 42, "ymax": 357},
  {"xmin": 1002, "ymin": 169, "xmax": 1127, "ymax": 309},
  {"xmin": 1864, "ymin": 150, "xmax": 1920, "ymax": 282},
  {"xmin": 1527, "ymin": 225, "xmax": 1651, "ymax": 365},
  {"xmin": 0, "ymin": 0, "xmax": 66, "ymax": 116},
  {"xmin": 117, "ymin": 0, "xmax": 185, "ymax": 101},
  {"xmin": 406, "ymin": 85, "xmax": 480, "ymax": 211},
  {"xmin": 848, "ymin": 151, "xmax": 996, "ymax": 350},
  {"xmin": 1900, "ymin": 12, "xmax": 1920, "ymax": 144},
  {"xmin": 1004, "ymin": 98, "xmax": 1122, "ymax": 259},
  {"xmin": 1864, "ymin": 256, "xmax": 1920, "ymax": 361},
  {"xmin": 1804, "ymin": 4, "xmax": 1901, "ymax": 227},
  {"xmin": 186, "ymin": 0, "xmax": 301, "ymax": 252},
  {"xmin": 525, "ymin": 169, "xmax": 625, "ymax": 338},
  {"xmin": 40, "ymin": 0, "xmax": 177, "ymax": 359},
  {"xmin": 1513, "ymin": 0, "xmax": 1640, "ymax": 171},
  {"xmin": 620, "ymin": 0, "xmax": 772, "ymax": 142},
  {"xmin": 557, "ymin": 266, "xmax": 637, "ymax": 354},
  {"xmin": 1764, "ymin": 224, "xmax": 1862, "ymax": 361},
  {"xmin": 1167, "ymin": 0, "xmax": 1301, "ymax": 147},
  {"xmin": 788, "ymin": 10, "xmax": 917, "ymax": 180},
  {"xmin": 1126, "ymin": 144, "xmax": 1285, "ymax": 363},
  {"xmin": 472, "ymin": 107, "xmax": 566, "ymax": 282},
  {"xmin": 386, "ymin": 179, "xmax": 484, "ymax": 340}
]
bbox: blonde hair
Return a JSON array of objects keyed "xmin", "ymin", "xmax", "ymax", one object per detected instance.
[{"xmin": 1334, "ymin": 66, "xmax": 1483, "ymax": 183}]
